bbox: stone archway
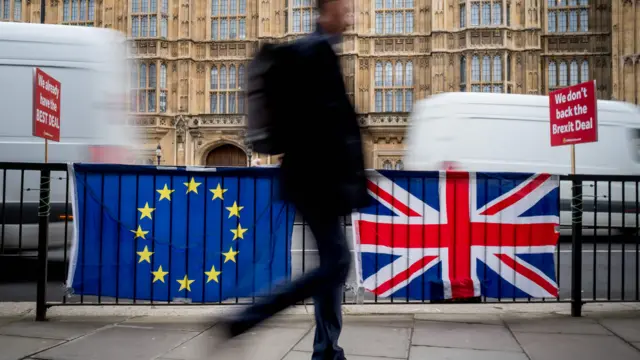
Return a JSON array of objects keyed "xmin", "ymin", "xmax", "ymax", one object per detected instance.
[{"xmin": 205, "ymin": 144, "xmax": 247, "ymax": 167}]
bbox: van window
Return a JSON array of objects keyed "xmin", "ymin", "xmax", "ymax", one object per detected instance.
[{"xmin": 631, "ymin": 129, "xmax": 640, "ymax": 162}]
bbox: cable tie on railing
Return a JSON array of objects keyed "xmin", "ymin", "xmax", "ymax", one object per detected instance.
[{"xmin": 38, "ymin": 176, "xmax": 52, "ymax": 217}]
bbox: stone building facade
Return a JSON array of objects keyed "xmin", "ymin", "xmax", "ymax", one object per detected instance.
[{"xmin": 1, "ymin": 0, "xmax": 638, "ymax": 168}]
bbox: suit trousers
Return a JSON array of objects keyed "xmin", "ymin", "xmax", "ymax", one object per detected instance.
[{"xmin": 230, "ymin": 210, "xmax": 352, "ymax": 360}]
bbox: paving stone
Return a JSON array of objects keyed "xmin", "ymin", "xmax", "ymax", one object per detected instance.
[
  {"xmin": 414, "ymin": 313, "xmax": 502, "ymax": 325},
  {"xmin": 0, "ymin": 316, "xmax": 21, "ymax": 326},
  {"xmin": 258, "ymin": 314, "xmax": 315, "ymax": 329},
  {"xmin": 409, "ymin": 345, "xmax": 529, "ymax": 360},
  {"xmin": 35, "ymin": 325, "xmax": 198, "ymax": 360},
  {"xmin": 514, "ymin": 332, "xmax": 640, "ymax": 360},
  {"xmin": 0, "ymin": 317, "xmax": 122, "ymax": 340},
  {"xmin": 600, "ymin": 318, "xmax": 640, "ymax": 342},
  {"xmin": 504, "ymin": 316, "xmax": 612, "ymax": 335},
  {"xmin": 295, "ymin": 324, "xmax": 411, "ymax": 359},
  {"xmin": 162, "ymin": 325, "xmax": 309, "ymax": 360},
  {"xmin": 0, "ymin": 335, "xmax": 62, "ymax": 360},
  {"xmin": 412, "ymin": 321, "xmax": 521, "ymax": 352},
  {"xmin": 121, "ymin": 316, "xmax": 216, "ymax": 331},
  {"xmin": 343, "ymin": 315, "xmax": 414, "ymax": 328},
  {"xmin": 283, "ymin": 350, "xmax": 405, "ymax": 360}
]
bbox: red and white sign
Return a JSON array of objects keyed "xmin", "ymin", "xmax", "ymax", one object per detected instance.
[
  {"xmin": 549, "ymin": 80, "xmax": 598, "ymax": 147},
  {"xmin": 32, "ymin": 68, "xmax": 61, "ymax": 142}
]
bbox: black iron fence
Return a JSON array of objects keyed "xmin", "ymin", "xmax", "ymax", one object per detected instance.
[{"xmin": 0, "ymin": 162, "xmax": 639, "ymax": 321}]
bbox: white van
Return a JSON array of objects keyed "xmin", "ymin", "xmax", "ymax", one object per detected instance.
[
  {"xmin": 0, "ymin": 23, "xmax": 141, "ymax": 257},
  {"xmin": 404, "ymin": 92, "xmax": 640, "ymax": 235}
]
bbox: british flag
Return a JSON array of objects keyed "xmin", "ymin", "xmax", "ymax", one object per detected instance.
[{"xmin": 351, "ymin": 170, "xmax": 560, "ymax": 300}]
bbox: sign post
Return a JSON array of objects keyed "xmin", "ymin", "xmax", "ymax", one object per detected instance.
[
  {"xmin": 549, "ymin": 80, "xmax": 598, "ymax": 174},
  {"xmin": 32, "ymin": 68, "xmax": 61, "ymax": 163}
]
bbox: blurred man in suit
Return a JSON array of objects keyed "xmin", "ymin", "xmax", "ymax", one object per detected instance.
[{"xmin": 221, "ymin": 0, "xmax": 370, "ymax": 358}]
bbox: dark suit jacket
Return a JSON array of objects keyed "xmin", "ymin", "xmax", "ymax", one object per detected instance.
[{"xmin": 278, "ymin": 26, "xmax": 370, "ymax": 217}]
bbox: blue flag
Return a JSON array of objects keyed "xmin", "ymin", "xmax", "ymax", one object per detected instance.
[{"xmin": 66, "ymin": 164, "xmax": 296, "ymax": 303}]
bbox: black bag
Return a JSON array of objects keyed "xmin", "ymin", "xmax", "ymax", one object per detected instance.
[{"xmin": 246, "ymin": 43, "xmax": 293, "ymax": 155}]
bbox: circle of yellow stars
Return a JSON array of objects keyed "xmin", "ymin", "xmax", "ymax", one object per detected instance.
[{"xmin": 131, "ymin": 177, "xmax": 247, "ymax": 293}]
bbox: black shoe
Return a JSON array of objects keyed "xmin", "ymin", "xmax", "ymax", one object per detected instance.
[{"xmin": 218, "ymin": 316, "xmax": 251, "ymax": 339}]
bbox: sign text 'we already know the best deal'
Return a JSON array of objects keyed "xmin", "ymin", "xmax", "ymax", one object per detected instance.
[
  {"xmin": 32, "ymin": 67, "xmax": 61, "ymax": 142},
  {"xmin": 549, "ymin": 80, "xmax": 598, "ymax": 147}
]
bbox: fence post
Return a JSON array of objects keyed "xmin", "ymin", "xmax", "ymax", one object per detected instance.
[
  {"xmin": 571, "ymin": 179, "xmax": 583, "ymax": 317},
  {"xmin": 36, "ymin": 168, "xmax": 51, "ymax": 321}
]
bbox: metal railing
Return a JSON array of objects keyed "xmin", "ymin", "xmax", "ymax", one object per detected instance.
[{"xmin": 1, "ymin": 163, "xmax": 639, "ymax": 321}]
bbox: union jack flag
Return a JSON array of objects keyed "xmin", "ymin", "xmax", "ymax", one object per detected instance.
[{"xmin": 351, "ymin": 171, "xmax": 560, "ymax": 300}]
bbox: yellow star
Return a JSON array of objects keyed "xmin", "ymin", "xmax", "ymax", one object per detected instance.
[
  {"xmin": 137, "ymin": 202, "xmax": 155, "ymax": 220},
  {"xmin": 209, "ymin": 183, "xmax": 228, "ymax": 201},
  {"xmin": 130, "ymin": 225, "xmax": 149, "ymax": 240},
  {"xmin": 177, "ymin": 274, "xmax": 195, "ymax": 292},
  {"xmin": 204, "ymin": 265, "xmax": 222, "ymax": 283},
  {"xmin": 152, "ymin": 265, "xmax": 169, "ymax": 283},
  {"xmin": 226, "ymin": 201, "xmax": 244, "ymax": 218},
  {"xmin": 222, "ymin": 246, "xmax": 239, "ymax": 263},
  {"xmin": 137, "ymin": 246, "xmax": 154, "ymax": 264},
  {"xmin": 184, "ymin": 177, "xmax": 202, "ymax": 194},
  {"xmin": 230, "ymin": 223, "xmax": 248, "ymax": 240},
  {"xmin": 156, "ymin": 184, "xmax": 175, "ymax": 201}
]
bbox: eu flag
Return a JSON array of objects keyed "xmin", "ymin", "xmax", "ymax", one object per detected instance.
[{"xmin": 66, "ymin": 164, "xmax": 296, "ymax": 303}]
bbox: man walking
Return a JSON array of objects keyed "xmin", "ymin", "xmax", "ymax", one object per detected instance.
[{"xmin": 221, "ymin": 0, "xmax": 370, "ymax": 359}]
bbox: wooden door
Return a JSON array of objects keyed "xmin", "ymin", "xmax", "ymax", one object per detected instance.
[{"xmin": 205, "ymin": 144, "xmax": 247, "ymax": 167}]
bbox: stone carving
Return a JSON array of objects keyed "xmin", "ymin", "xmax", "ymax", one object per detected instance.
[
  {"xmin": 188, "ymin": 115, "xmax": 246, "ymax": 126},
  {"xmin": 175, "ymin": 118, "xmax": 187, "ymax": 144}
]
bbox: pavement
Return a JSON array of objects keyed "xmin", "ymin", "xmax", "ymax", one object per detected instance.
[{"xmin": 1, "ymin": 303, "xmax": 640, "ymax": 360}]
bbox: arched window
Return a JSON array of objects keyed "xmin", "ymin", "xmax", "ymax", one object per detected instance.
[
  {"xmin": 469, "ymin": 53, "xmax": 503, "ymax": 93},
  {"xmin": 493, "ymin": 56, "xmax": 502, "ymax": 82},
  {"xmin": 131, "ymin": 0, "xmax": 158, "ymax": 37},
  {"xmin": 470, "ymin": 3, "xmax": 479, "ymax": 26},
  {"xmin": 580, "ymin": 60, "xmax": 589, "ymax": 82},
  {"xmin": 548, "ymin": 11, "xmax": 556, "ymax": 32},
  {"xmin": 375, "ymin": 62, "xmax": 383, "ymax": 87},
  {"xmin": 548, "ymin": 61, "xmax": 557, "ymax": 88},
  {"xmin": 384, "ymin": 62, "xmax": 393, "ymax": 86},
  {"xmin": 395, "ymin": 160, "xmax": 404, "ymax": 170},
  {"xmin": 374, "ymin": 61, "xmax": 413, "ymax": 112},
  {"xmin": 375, "ymin": 0, "xmax": 413, "ymax": 35},
  {"xmin": 159, "ymin": 64, "xmax": 167, "ymax": 113},
  {"xmin": 212, "ymin": 0, "xmax": 246, "ymax": 38},
  {"xmin": 472, "ymin": 56, "xmax": 480, "ymax": 81},
  {"xmin": 559, "ymin": 61, "xmax": 568, "ymax": 87},
  {"xmin": 580, "ymin": 9, "xmax": 588, "ymax": 32},
  {"xmin": 139, "ymin": 64, "xmax": 147, "ymax": 88},
  {"xmin": 130, "ymin": 62, "xmax": 160, "ymax": 113},
  {"xmin": 382, "ymin": 160, "xmax": 392, "ymax": 170},
  {"xmin": 147, "ymin": 64, "xmax": 157, "ymax": 112},
  {"xmin": 220, "ymin": 66, "xmax": 227, "ymax": 89},
  {"xmin": 570, "ymin": 60, "xmax": 578, "ymax": 85},
  {"xmin": 482, "ymin": 56, "xmax": 491, "ymax": 82},
  {"xmin": 210, "ymin": 67, "xmax": 219, "ymax": 89},
  {"xmin": 481, "ymin": 3, "xmax": 490, "ymax": 25},
  {"xmin": 548, "ymin": 0, "xmax": 587, "ymax": 33},
  {"xmin": 492, "ymin": 2, "xmax": 501, "ymax": 25},
  {"xmin": 460, "ymin": 56, "xmax": 467, "ymax": 84},
  {"xmin": 209, "ymin": 64, "xmax": 246, "ymax": 114},
  {"xmin": 395, "ymin": 62, "xmax": 403, "ymax": 86},
  {"xmin": 569, "ymin": 10, "xmax": 578, "ymax": 32},
  {"xmin": 229, "ymin": 65, "xmax": 237, "ymax": 89},
  {"xmin": 405, "ymin": 61, "xmax": 413, "ymax": 86}
]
